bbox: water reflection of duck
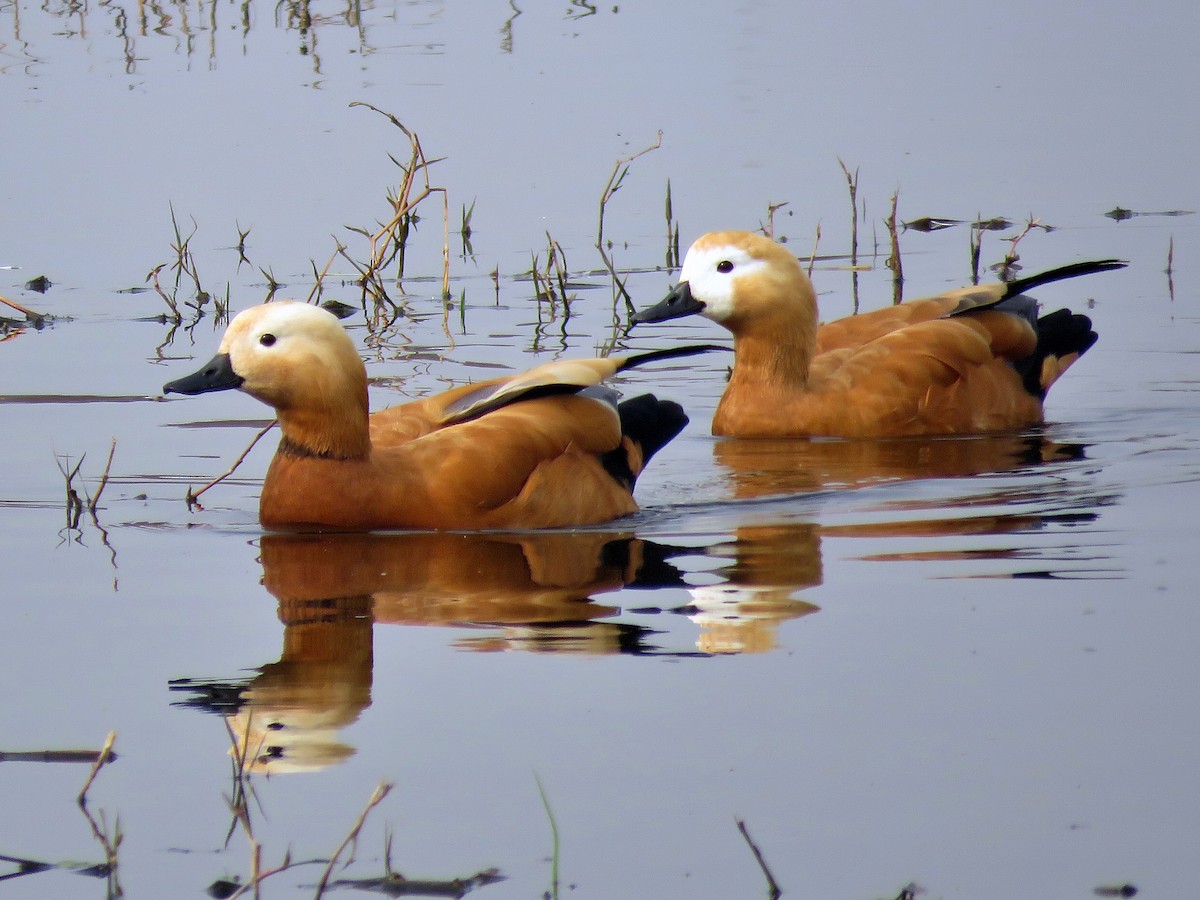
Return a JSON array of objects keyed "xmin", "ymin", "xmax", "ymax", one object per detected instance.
[
  {"xmin": 171, "ymin": 530, "xmax": 691, "ymax": 773},
  {"xmin": 713, "ymin": 432, "xmax": 1087, "ymax": 499},
  {"xmin": 633, "ymin": 231, "xmax": 1123, "ymax": 437},
  {"xmin": 685, "ymin": 523, "xmax": 822, "ymax": 654},
  {"xmin": 712, "ymin": 433, "xmax": 1112, "ymax": 578}
]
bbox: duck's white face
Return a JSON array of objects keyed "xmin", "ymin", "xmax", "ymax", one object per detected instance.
[{"xmin": 678, "ymin": 241, "xmax": 768, "ymax": 323}]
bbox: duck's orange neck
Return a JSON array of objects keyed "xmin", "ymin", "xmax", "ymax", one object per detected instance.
[
  {"xmin": 727, "ymin": 311, "xmax": 816, "ymax": 392},
  {"xmin": 275, "ymin": 389, "xmax": 371, "ymax": 460}
]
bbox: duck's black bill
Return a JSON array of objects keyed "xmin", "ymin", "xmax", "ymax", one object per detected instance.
[
  {"xmin": 630, "ymin": 281, "xmax": 705, "ymax": 325},
  {"xmin": 163, "ymin": 353, "xmax": 244, "ymax": 395}
]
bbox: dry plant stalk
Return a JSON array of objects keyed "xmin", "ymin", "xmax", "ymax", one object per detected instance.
[
  {"xmin": 77, "ymin": 731, "xmax": 122, "ymax": 898},
  {"xmin": 997, "ymin": 215, "xmax": 1052, "ymax": 280},
  {"xmin": 884, "ymin": 189, "xmax": 904, "ymax": 304},
  {"xmin": 347, "ymin": 101, "xmax": 451, "ymax": 305},
  {"xmin": 807, "ymin": 220, "xmax": 822, "ymax": 278},
  {"xmin": 761, "ymin": 201, "xmax": 789, "ymax": 240},
  {"xmin": 305, "ymin": 239, "xmax": 346, "ymax": 306},
  {"xmin": 664, "ymin": 179, "xmax": 680, "ymax": 268},
  {"xmin": 55, "ymin": 453, "xmax": 86, "ymax": 531},
  {"xmin": 88, "ymin": 438, "xmax": 117, "ymax": 517},
  {"xmin": 969, "ymin": 212, "xmax": 984, "ymax": 285},
  {"xmin": 147, "ymin": 203, "xmax": 212, "ymax": 324},
  {"xmin": 596, "ymin": 130, "xmax": 663, "ymax": 316},
  {"xmin": 314, "ymin": 781, "xmax": 394, "ymax": 897},
  {"xmin": 838, "ymin": 158, "xmax": 861, "ymax": 313}
]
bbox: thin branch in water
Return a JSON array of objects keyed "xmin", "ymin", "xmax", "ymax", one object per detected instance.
[
  {"xmin": 314, "ymin": 781, "xmax": 394, "ymax": 898},
  {"xmin": 535, "ymin": 774, "xmax": 561, "ymax": 900},
  {"xmin": 735, "ymin": 817, "xmax": 781, "ymax": 900},
  {"xmin": 186, "ymin": 421, "xmax": 276, "ymax": 509}
]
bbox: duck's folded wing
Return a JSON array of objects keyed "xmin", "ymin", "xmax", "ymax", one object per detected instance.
[
  {"xmin": 815, "ymin": 260, "xmax": 1123, "ymax": 355},
  {"xmin": 397, "ymin": 394, "xmax": 637, "ymax": 526},
  {"xmin": 439, "ymin": 344, "xmax": 725, "ymax": 427}
]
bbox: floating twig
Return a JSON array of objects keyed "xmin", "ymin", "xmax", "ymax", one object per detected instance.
[
  {"xmin": 1166, "ymin": 234, "xmax": 1175, "ymax": 302},
  {"xmin": 735, "ymin": 818, "xmax": 781, "ymax": 900},
  {"xmin": 0, "ymin": 747, "xmax": 117, "ymax": 764}
]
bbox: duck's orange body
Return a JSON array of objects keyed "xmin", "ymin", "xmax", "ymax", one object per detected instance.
[
  {"xmin": 633, "ymin": 231, "xmax": 1123, "ymax": 438},
  {"xmin": 164, "ymin": 302, "xmax": 710, "ymax": 530}
]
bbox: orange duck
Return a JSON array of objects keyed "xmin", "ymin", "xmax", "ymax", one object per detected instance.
[
  {"xmin": 632, "ymin": 231, "xmax": 1124, "ymax": 437},
  {"xmin": 163, "ymin": 301, "xmax": 717, "ymax": 530}
]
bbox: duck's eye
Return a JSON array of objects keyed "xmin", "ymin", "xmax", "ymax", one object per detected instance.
[
  {"xmin": 259, "ymin": 333, "xmax": 277, "ymax": 347},
  {"xmin": 716, "ymin": 260, "xmax": 734, "ymax": 274}
]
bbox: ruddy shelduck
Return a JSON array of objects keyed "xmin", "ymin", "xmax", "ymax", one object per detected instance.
[
  {"xmin": 632, "ymin": 231, "xmax": 1125, "ymax": 437},
  {"xmin": 163, "ymin": 301, "xmax": 718, "ymax": 530}
]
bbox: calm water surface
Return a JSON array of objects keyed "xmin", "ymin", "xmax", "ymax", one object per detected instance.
[{"xmin": 2, "ymin": 2, "xmax": 1198, "ymax": 898}]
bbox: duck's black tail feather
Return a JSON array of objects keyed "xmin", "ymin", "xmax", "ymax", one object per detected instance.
[
  {"xmin": 1014, "ymin": 308, "xmax": 1099, "ymax": 397},
  {"xmin": 617, "ymin": 344, "xmax": 730, "ymax": 372},
  {"xmin": 601, "ymin": 393, "xmax": 689, "ymax": 490},
  {"xmin": 1003, "ymin": 259, "xmax": 1126, "ymax": 298}
]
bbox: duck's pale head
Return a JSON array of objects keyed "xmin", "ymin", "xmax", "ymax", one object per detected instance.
[
  {"xmin": 164, "ymin": 301, "xmax": 371, "ymax": 458},
  {"xmin": 632, "ymin": 231, "xmax": 813, "ymax": 329},
  {"xmin": 164, "ymin": 302, "xmax": 366, "ymax": 410}
]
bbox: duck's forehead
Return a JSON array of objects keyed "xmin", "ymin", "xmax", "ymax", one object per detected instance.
[
  {"xmin": 681, "ymin": 236, "xmax": 763, "ymax": 281},
  {"xmin": 686, "ymin": 241, "xmax": 739, "ymax": 277},
  {"xmin": 232, "ymin": 302, "xmax": 326, "ymax": 335}
]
